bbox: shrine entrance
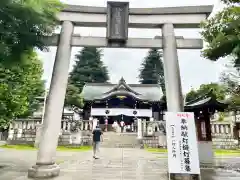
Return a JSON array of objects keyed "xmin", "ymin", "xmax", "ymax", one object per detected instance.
[
  {"xmin": 28, "ymin": 1, "xmax": 213, "ymax": 179},
  {"xmin": 96, "ymin": 114, "xmax": 134, "ymax": 125}
]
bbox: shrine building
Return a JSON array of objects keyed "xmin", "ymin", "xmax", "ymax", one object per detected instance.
[
  {"xmin": 185, "ymin": 90, "xmax": 228, "ymax": 165},
  {"xmin": 81, "ymin": 77, "xmax": 165, "ymax": 125}
]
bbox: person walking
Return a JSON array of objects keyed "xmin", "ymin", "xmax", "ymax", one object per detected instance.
[
  {"xmin": 120, "ymin": 120, "xmax": 125, "ymax": 133},
  {"xmin": 92, "ymin": 125, "xmax": 102, "ymax": 159},
  {"xmin": 112, "ymin": 120, "xmax": 118, "ymax": 132}
]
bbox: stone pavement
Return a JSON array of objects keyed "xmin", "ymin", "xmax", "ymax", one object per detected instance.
[{"xmin": 0, "ymin": 147, "xmax": 240, "ymax": 180}]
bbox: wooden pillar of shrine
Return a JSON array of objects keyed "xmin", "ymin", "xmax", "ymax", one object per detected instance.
[
  {"xmin": 233, "ymin": 110, "xmax": 240, "ymax": 144},
  {"xmin": 233, "ymin": 123, "xmax": 240, "ymax": 144},
  {"xmin": 195, "ymin": 110, "xmax": 213, "ymax": 166}
]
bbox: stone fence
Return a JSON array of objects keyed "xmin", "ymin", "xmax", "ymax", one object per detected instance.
[
  {"xmin": 142, "ymin": 121, "xmax": 167, "ymax": 148},
  {"xmin": 210, "ymin": 122, "xmax": 240, "ymax": 149},
  {"xmin": 211, "ymin": 122, "xmax": 234, "ymax": 136},
  {"xmin": 5, "ymin": 118, "xmax": 240, "ymax": 149},
  {"xmin": 7, "ymin": 119, "xmax": 92, "ymax": 146},
  {"xmin": 142, "ymin": 121, "xmax": 240, "ymax": 149}
]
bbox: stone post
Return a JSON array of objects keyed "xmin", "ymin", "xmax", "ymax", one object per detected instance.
[
  {"xmin": 7, "ymin": 123, "xmax": 14, "ymax": 140},
  {"xmin": 28, "ymin": 21, "xmax": 73, "ymax": 179},
  {"xmin": 81, "ymin": 121, "xmax": 84, "ymax": 130},
  {"xmin": 84, "ymin": 121, "xmax": 88, "ymax": 130},
  {"xmin": 216, "ymin": 124, "xmax": 219, "ymax": 134},
  {"xmin": 89, "ymin": 120, "xmax": 93, "ymax": 131},
  {"xmin": 137, "ymin": 118, "xmax": 142, "ymax": 139},
  {"xmin": 34, "ymin": 124, "xmax": 43, "ymax": 148},
  {"xmin": 221, "ymin": 124, "xmax": 224, "ymax": 134},
  {"xmin": 162, "ymin": 23, "xmax": 195, "ymax": 180},
  {"xmin": 142, "ymin": 119, "xmax": 146, "ymax": 136},
  {"xmin": 17, "ymin": 129, "xmax": 23, "ymax": 138},
  {"xmin": 230, "ymin": 123, "xmax": 234, "ymax": 137},
  {"xmin": 70, "ymin": 131, "xmax": 82, "ymax": 145},
  {"xmin": 162, "ymin": 23, "xmax": 183, "ymax": 112}
]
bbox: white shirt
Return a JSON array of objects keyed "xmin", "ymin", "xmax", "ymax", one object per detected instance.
[
  {"xmin": 92, "ymin": 119, "xmax": 98, "ymax": 130},
  {"xmin": 120, "ymin": 121, "xmax": 124, "ymax": 127},
  {"xmin": 112, "ymin": 122, "xmax": 117, "ymax": 127}
]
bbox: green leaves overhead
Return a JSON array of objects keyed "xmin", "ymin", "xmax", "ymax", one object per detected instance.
[
  {"xmin": 221, "ymin": 0, "xmax": 240, "ymax": 4},
  {"xmin": 220, "ymin": 67, "xmax": 240, "ymax": 109},
  {"xmin": 0, "ymin": 51, "xmax": 44, "ymax": 128},
  {"xmin": 185, "ymin": 83, "xmax": 227, "ymax": 103},
  {"xmin": 201, "ymin": 1, "xmax": 240, "ymax": 67},
  {"xmin": 0, "ymin": 0, "xmax": 62, "ymax": 63}
]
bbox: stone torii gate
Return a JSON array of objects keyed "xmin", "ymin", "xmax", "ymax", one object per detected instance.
[{"xmin": 28, "ymin": 2, "xmax": 213, "ymax": 179}]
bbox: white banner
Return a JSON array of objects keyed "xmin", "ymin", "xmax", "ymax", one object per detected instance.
[
  {"xmin": 165, "ymin": 112, "xmax": 200, "ymax": 175},
  {"xmin": 91, "ymin": 108, "xmax": 152, "ymax": 117}
]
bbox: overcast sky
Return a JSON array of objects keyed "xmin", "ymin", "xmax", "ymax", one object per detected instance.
[{"xmin": 37, "ymin": 0, "xmax": 227, "ymax": 94}]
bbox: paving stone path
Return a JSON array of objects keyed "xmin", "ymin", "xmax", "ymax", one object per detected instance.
[{"xmin": 0, "ymin": 147, "xmax": 240, "ymax": 180}]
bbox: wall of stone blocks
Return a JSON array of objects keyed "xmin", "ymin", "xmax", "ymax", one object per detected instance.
[
  {"xmin": 142, "ymin": 135, "xmax": 240, "ymax": 150},
  {"xmin": 212, "ymin": 137, "xmax": 239, "ymax": 149},
  {"xmin": 7, "ymin": 129, "xmax": 36, "ymax": 145},
  {"xmin": 142, "ymin": 136, "xmax": 167, "ymax": 148},
  {"xmin": 7, "ymin": 130, "xmax": 92, "ymax": 146}
]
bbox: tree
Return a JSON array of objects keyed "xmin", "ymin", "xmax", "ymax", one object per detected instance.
[
  {"xmin": 220, "ymin": 63, "xmax": 240, "ymax": 108},
  {"xmin": 201, "ymin": 0, "xmax": 240, "ymax": 68},
  {"xmin": 185, "ymin": 83, "xmax": 227, "ymax": 103},
  {"xmin": 139, "ymin": 48, "xmax": 165, "ymax": 93},
  {"xmin": 0, "ymin": 51, "xmax": 44, "ymax": 128},
  {"xmin": 0, "ymin": 0, "xmax": 62, "ymax": 63},
  {"xmin": 68, "ymin": 47, "xmax": 110, "ymax": 93},
  {"xmin": 185, "ymin": 88, "xmax": 198, "ymax": 103},
  {"xmin": 64, "ymin": 84, "xmax": 84, "ymax": 114}
]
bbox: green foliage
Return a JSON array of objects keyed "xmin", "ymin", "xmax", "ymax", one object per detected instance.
[
  {"xmin": 201, "ymin": 1, "xmax": 240, "ymax": 67},
  {"xmin": 68, "ymin": 47, "xmax": 109, "ymax": 93},
  {"xmin": 0, "ymin": 0, "xmax": 63, "ymax": 63},
  {"xmin": 185, "ymin": 83, "xmax": 227, "ymax": 103},
  {"xmin": 65, "ymin": 84, "xmax": 84, "ymax": 112},
  {"xmin": 218, "ymin": 112, "xmax": 225, "ymax": 121},
  {"xmin": 221, "ymin": 0, "xmax": 240, "ymax": 4},
  {"xmin": 0, "ymin": 144, "xmax": 92, "ymax": 151},
  {"xmin": 228, "ymin": 94, "xmax": 240, "ymax": 109},
  {"xmin": 220, "ymin": 64, "xmax": 240, "ymax": 109},
  {"xmin": 185, "ymin": 88, "xmax": 197, "ymax": 103},
  {"xmin": 139, "ymin": 48, "xmax": 165, "ymax": 93},
  {"xmin": 0, "ymin": 51, "xmax": 44, "ymax": 129}
]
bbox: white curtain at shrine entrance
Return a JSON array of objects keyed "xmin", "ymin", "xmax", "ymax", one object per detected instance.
[{"xmin": 91, "ymin": 108, "xmax": 152, "ymax": 117}]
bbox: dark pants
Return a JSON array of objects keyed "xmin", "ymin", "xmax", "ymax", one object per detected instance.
[
  {"xmin": 93, "ymin": 141, "xmax": 100, "ymax": 157},
  {"xmin": 134, "ymin": 125, "xmax": 137, "ymax": 132},
  {"xmin": 121, "ymin": 126, "xmax": 124, "ymax": 133}
]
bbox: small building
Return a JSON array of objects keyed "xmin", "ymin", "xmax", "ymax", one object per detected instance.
[
  {"xmin": 184, "ymin": 90, "xmax": 228, "ymax": 165},
  {"xmin": 185, "ymin": 90, "xmax": 228, "ymax": 142},
  {"xmin": 32, "ymin": 97, "xmax": 77, "ymax": 121},
  {"xmin": 81, "ymin": 77, "xmax": 165, "ymax": 124}
]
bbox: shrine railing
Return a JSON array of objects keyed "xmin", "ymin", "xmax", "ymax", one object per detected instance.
[
  {"xmin": 9, "ymin": 118, "xmax": 91, "ymax": 134},
  {"xmin": 210, "ymin": 122, "xmax": 234, "ymax": 137},
  {"xmin": 8, "ymin": 118, "xmax": 239, "ymax": 138}
]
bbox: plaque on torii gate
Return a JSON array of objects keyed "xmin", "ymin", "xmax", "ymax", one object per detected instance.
[{"xmin": 106, "ymin": 1, "xmax": 129, "ymax": 45}]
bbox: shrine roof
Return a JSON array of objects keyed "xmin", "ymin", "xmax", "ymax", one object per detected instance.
[
  {"xmin": 81, "ymin": 77, "xmax": 163, "ymax": 102},
  {"xmin": 184, "ymin": 90, "xmax": 228, "ymax": 111}
]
